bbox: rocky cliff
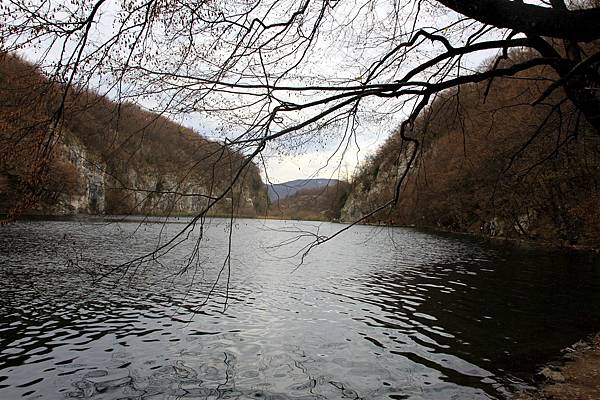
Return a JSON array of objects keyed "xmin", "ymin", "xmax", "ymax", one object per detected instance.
[
  {"xmin": 56, "ymin": 142, "xmax": 106, "ymax": 215},
  {"xmin": 342, "ymin": 49, "xmax": 600, "ymax": 247},
  {"xmin": 0, "ymin": 53, "xmax": 267, "ymax": 218}
]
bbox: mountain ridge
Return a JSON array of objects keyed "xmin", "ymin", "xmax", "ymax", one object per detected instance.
[{"xmin": 267, "ymin": 178, "xmax": 341, "ymax": 201}]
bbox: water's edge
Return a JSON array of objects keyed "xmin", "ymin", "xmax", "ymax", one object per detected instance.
[
  {"xmin": 8, "ymin": 213, "xmax": 600, "ymax": 253},
  {"xmin": 515, "ymin": 334, "xmax": 600, "ymax": 399}
]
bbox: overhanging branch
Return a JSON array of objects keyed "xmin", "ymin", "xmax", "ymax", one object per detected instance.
[{"xmin": 436, "ymin": 0, "xmax": 600, "ymax": 42}]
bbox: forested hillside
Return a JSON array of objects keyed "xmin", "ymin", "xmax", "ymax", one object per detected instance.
[
  {"xmin": 0, "ymin": 53, "xmax": 267, "ymax": 218},
  {"xmin": 268, "ymin": 181, "xmax": 350, "ymax": 221},
  {"xmin": 344, "ymin": 48, "xmax": 600, "ymax": 247},
  {"xmin": 267, "ymin": 179, "xmax": 342, "ymax": 201}
]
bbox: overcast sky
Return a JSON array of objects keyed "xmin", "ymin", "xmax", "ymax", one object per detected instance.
[
  {"xmin": 179, "ymin": 109, "xmax": 390, "ymax": 183},
  {"xmin": 14, "ymin": 0, "xmax": 497, "ymax": 184}
]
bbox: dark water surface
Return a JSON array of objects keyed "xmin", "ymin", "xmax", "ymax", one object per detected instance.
[{"xmin": 1, "ymin": 219, "xmax": 600, "ymax": 400}]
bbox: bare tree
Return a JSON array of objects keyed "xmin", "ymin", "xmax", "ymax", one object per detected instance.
[{"xmin": 1, "ymin": 0, "xmax": 599, "ymax": 293}]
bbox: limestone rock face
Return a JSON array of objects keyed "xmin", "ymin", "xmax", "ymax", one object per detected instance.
[
  {"xmin": 340, "ymin": 168, "xmax": 401, "ymax": 224},
  {"xmin": 0, "ymin": 54, "xmax": 268, "ymax": 218},
  {"xmin": 63, "ymin": 144, "xmax": 106, "ymax": 214},
  {"xmin": 34, "ymin": 140, "xmax": 264, "ymax": 217}
]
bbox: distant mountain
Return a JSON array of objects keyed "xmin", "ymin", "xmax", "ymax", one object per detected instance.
[{"xmin": 267, "ymin": 179, "xmax": 341, "ymax": 201}]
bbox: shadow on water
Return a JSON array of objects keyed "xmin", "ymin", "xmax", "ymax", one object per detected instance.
[{"xmin": 344, "ymin": 236, "xmax": 600, "ymax": 398}]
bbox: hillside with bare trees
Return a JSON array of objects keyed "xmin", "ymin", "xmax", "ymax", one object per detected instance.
[
  {"xmin": 268, "ymin": 181, "xmax": 351, "ymax": 221},
  {"xmin": 0, "ymin": 54, "xmax": 267, "ymax": 219},
  {"xmin": 344, "ymin": 48, "xmax": 600, "ymax": 247}
]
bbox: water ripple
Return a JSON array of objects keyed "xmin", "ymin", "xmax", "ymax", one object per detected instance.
[{"xmin": 1, "ymin": 219, "xmax": 600, "ymax": 399}]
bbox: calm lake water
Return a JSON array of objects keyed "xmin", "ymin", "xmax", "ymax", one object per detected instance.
[{"xmin": 1, "ymin": 218, "xmax": 600, "ymax": 400}]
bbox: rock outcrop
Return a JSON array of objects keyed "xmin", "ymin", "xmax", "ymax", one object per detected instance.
[
  {"xmin": 43, "ymin": 139, "xmax": 264, "ymax": 217},
  {"xmin": 0, "ymin": 53, "xmax": 267, "ymax": 218},
  {"xmin": 61, "ymin": 143, "xmax": 106, "ymax": 214}
]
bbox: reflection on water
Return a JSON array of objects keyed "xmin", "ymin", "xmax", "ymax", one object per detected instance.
[{"xmin": 1, "ymin": 219, "xmax": 600, "ymax": 399}]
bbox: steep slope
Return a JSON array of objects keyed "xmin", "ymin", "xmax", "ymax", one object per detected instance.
[
  {"xmin": 0, "ymin": 53, "xmax": 267, "ymax": 218},
  {"xmin": 343, "ymin": 48, "xmax": 600, "ymax": 247},
  {"xmin": 267, "ymin": 181, "xmax": 350, "ymax": 221}
]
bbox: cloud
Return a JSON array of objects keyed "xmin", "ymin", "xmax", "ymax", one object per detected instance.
[{"xmin": 262, "ymin": 134, "xmax": 384, "ymax": 183}]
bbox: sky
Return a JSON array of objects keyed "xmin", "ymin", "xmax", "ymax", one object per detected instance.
[
  {"xmin": 15, "ymin": 1, "xmax": 394, "ymax": 184},
  {"xmin": 12, "ymin": 0, "xmax": 498, "ymax": 184},
  {"xmin": 179, "ymin": 112, "xmax": 390, "ymax": 183},
  {"xmin": 21, "ymin": 34, "xmax": 377, "ymax": 184}
]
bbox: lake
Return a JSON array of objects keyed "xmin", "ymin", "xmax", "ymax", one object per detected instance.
[{"xmin": 1, "ymin": 218, "xmax": 600, "ymax": 399}]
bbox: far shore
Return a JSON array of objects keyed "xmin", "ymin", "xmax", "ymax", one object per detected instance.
[{"xmin": 5, "ymin": 212, "xmax": 600, "ymax": 255}]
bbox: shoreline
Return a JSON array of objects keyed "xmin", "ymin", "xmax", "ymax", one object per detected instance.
[
  {"xmin": 353, "ymin": 221, "xmax": 600, "ymax": 254},
  {"xmin": 1, "ymin": 212, "xmax": 331, "ymax": 222},
  {"xmin": 6, "ymin": 213, "xmax": 600, "ymax": 253},
  {"xmin": 420, "ymin": 225, "xmax": 600, "ymax": 253},
  {"xmin": 515, "ymin": 334, "xmax": 600, "ymax": 400}
]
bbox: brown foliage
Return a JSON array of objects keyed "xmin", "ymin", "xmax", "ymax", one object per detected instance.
[
  {"xmin": 351, "ymin": 48, "xmax": 600, "ymax": 247},
  {"xmin": 0, "ymin": 53, "xmax": 266, "ymax": 217},
  {"xmin": 268, "ymin": 182, "xmax": 351, "ymax": 221}
]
